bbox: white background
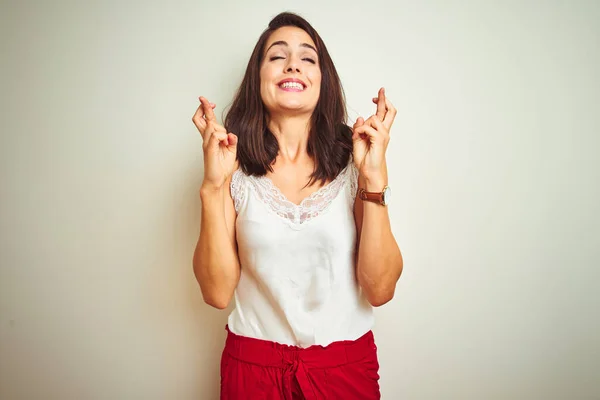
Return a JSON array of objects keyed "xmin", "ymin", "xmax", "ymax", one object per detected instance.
[{"xmin": 1, "ymin": 1, "xmax": 599, "ymax": 398}]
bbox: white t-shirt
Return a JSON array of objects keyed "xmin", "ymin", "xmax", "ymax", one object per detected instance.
[{"xmin": 227, "ymin": 158, "xmax": 374, "ymax": 348}]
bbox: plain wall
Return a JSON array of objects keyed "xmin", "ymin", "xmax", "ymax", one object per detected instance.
[{"xmin": 1, "ymin": 0, "xmax": 599, "ymax": 399}]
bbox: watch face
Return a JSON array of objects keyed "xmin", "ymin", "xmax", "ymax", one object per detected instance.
[{"xmin": 383, "ymin": 186, "xmax": 391, "ymax": 205}]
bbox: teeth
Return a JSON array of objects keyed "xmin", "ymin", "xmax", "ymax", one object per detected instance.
[{"xmin": 280, "ymin": 82, "xmax": 304, "ymax": 90}]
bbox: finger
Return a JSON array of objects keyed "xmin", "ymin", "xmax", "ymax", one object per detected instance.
[
  {"xmin": 364, "ymin": 116, "xmax": 390, "ymax": 143},
  {"xmin": 192, "ymin": 104, "xmax": 207, "ymax": 136},
  {"xmin": 199, "ymin": 96, "xmax": 217, "ymax": 122},
  {"xmin": 353, "ymin": 116, "xmax": 364, "ymax": 129},
  {"xmin": 376, "ymin": 87, "xmax": 386, "ymax": 121},
  {"xmin": 352, "ymin": 117, "xmax": 365, "ymax": 140},
  {"xmin": 354, "ymin": 123, "xmax": 384, "ymax": 143},
  {"xmin": 365, "ymin": 115, "xmax": 386, "ymax": 133},
  {"xmin": 382, "ymin": 96, "xmax": 397, "ymax": 131},
  {"xmin": 204, "ymin": 124, "xmax": 227, "ymax": 146},
  {"xmin": 207, "ymin": 130, "xmax": 229, "ymax": 149}
]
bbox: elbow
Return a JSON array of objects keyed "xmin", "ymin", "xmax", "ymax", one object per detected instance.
[
  {"xmin": 198, "ymin": 282, "xmax": 232, "ymax": 310},
  {"xmin": 193, "ymin": 263, "xmax": 233, "ymax": 310},
  {"xmin": 366, "ymin": 288, "xmax": 395, "ymax": 307},
  {"xmin": 360, "ymin": 260, "xmax": 403, "ymax": 307},
  {"xmin": 360, "ymin": 279, "xmax": 396, "ymax": 307},
  {"xmin": 200, "ymin": 284, "xmax": 232, "ymax": 309},
  {"xmin": 203, "ymin": 295, "xmax": 229, "ymax": 310}
]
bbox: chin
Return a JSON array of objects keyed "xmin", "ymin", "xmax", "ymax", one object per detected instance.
[
  {"xmin": 267, "ymin": 102, "xmax": 314, "ymax": 115},
  {"xmin": 283, "ymin": 105, "xmax": 315, "ymax": 115},
  {"xmin": 281, "ymin": 101, "xmax": 306, "ymax": 110},
  {"xmin": 282, "ymin": 97, "xmax": 318, "ymax": 110}
]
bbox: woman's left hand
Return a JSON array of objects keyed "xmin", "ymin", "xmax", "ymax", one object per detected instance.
[{"xmin": 352, "ymin": 87, "xmax": 397, "ymax": 189}]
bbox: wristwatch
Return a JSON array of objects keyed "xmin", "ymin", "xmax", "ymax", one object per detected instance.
[{"xmin": 358, "ymin": 186, "xmax": 392, "ymax": 206}]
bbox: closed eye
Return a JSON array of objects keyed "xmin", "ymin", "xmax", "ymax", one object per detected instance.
[{"xmin": 269, "ymin": 56, "xmax": 316, "ymax": 64}]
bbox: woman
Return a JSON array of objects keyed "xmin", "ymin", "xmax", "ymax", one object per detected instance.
[{"xmin": 192, "ymin": 12, "xmax": 403, "ymax": 400}]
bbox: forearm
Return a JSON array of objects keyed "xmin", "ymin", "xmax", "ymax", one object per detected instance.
[
  {"xmin": 356, "ymin": 176, "xmax": 403, "ymax": 307},
  {"xmin": 193, "ymin": 187, "xmax": 240, "ymax": 309}
]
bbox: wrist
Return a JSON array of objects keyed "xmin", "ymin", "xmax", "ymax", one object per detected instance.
[
  {"xmin": 200, "ymin": 183, "xmax": 225, "ymax": 199},
  {"xmin": 363, "ymin": 175, "xmax": 387, "ymax": 191}
]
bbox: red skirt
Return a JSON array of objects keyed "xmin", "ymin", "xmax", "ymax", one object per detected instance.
[{"xmin": 220, "ymin": 325, "xmax": 381, "ymax": 399}]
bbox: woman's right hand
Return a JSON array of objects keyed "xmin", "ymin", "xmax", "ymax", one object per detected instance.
[{"xmin": 192, "ymin": 96, "xmax": 238, "ymax": 191}]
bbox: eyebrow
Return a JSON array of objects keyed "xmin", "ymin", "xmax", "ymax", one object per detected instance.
[{"xmin": 266, "ymin": 40, "xmax": 318, "ymax": 54}]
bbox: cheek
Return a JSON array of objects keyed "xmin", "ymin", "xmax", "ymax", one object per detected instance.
[
  {"xmin": 259, "ymin": 69, "xmax": 274, "ymax": 100},
  {"xmin": 310, "ymin": 72, "xmax": 322, "ymax": 95}
]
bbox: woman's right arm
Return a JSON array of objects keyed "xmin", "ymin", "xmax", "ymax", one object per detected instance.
[
  {"xmin": 193, "ymin": 172, "xmax": 240, "ymax": 309},
  {"xmin": 191, "ymin": 96, "xmax": 241, "ymax": 309}
]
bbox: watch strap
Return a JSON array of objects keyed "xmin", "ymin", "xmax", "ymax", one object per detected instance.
[{"xmin": 358, "ymin": 188, "xmax": 385, "ymax": 205}]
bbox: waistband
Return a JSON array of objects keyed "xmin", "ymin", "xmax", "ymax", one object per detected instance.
[{"xmin": 223, "ymin": 325, "xmax": 376, "ymax": 369}]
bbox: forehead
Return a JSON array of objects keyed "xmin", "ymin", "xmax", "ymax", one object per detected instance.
[{"xmin": 265, "ymin": 26, "xmax": 317, "ymax": 50}]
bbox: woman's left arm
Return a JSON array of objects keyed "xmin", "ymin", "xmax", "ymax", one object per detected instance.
[{"xmin": 352, "ymin": 88, "xmax": 403, "ymax": 307}]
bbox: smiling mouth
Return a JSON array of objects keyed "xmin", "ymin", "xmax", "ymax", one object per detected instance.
[{"xmin": 278, "ymin": 82, "xmax": 306, "ymax": 91}]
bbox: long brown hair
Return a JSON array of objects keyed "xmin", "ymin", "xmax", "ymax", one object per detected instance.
[{"xmin": 224, "ymin": 12, "xmax": 353, "ymax": 185}]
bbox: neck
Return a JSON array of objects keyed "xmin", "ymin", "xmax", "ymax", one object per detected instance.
[{"xmin": 267, "ymin": 113, "xmax": 312, "ymax": 164}]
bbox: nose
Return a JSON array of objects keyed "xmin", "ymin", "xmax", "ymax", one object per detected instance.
[{"xmin": 285, "ymin": 56, "xmax": 301, "ymax": 73}]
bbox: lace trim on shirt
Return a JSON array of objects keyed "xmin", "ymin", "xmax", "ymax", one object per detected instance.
[
  {"xmin": 230, "ymin": 169, "xmax": 246, "ymax": 213},
  {"xmin": 349, "ymin": 161, "xmax": 359, "ymax": 200},
  {"xmin": 244, "ymin": 163, "xmax": 353, "ymax": 225}
]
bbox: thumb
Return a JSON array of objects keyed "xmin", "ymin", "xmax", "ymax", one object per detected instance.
[
  {"xmin": 352, "ymin": 117, "xmax": 364, "ymax": 140},
  {"xmin": 209, "ymin": 130, "xmax": 227, "ymax": 146},
  {"xmin": 227, "ymin": 133, "xmax": 238, "ymax": 149}
]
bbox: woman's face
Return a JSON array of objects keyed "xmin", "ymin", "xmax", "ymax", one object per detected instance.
[{"xmin": 260, "ymin": 26, "xmax": 321, "ymax": 116}]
